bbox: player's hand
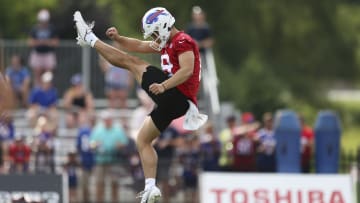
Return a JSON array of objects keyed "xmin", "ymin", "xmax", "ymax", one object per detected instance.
[
  {"xmin": 149, "ymin": 83, "xmax": 166, "ymax": 95},
  {"xmin": 106, "ymin": 27, "xmax": 119, "ymax": 40}
]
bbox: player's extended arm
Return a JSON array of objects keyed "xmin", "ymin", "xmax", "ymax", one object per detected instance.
[
  {"xmin": 106, "ymin": 27, "xmax": 156, "ymax": 53},
  {"xmin": 149, "ymin": 51, "xmax": 195, "ymax": 95}
]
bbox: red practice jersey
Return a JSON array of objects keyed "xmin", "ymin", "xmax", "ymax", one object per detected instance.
[{"xmin": 161, "ymin": 31, "xmax": 201, "ymax": 105}]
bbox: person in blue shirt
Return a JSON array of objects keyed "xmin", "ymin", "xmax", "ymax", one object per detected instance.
[
  {"xmin": 256, "ymin": 112, "xmax": 276, "ymax": 172},
  {"xmin": 199, "ymin": 122, "xmax": 220, "ymax": 171},
  {"xmin": 27, "ymin": 71, "xmax": 58, "ymax": 127},
  {"xmin": 76, "ymin": 113, "xmax": 95, "ymax": 203},
  {"xmin": 5, "ymin": 55, "xmax": 31, "ymax": 107},
  {"xmin": 0, "ymin": 116, "xmax": 15, "ymax": 173},
  {"xmin": 63, "ymin": 151, "xmax": 79, "ymax": 203},
  {"xmin": 0, "ymin": 117, "xmax": 15, "ymax": 142}
]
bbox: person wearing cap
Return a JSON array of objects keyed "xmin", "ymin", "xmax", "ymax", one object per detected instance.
[
  {"xmin": 63, "ymin": 73, "xmax": 94, "ymax": 128},
  {"xmin": 28, "ymin": 8, "xmax": 59, "ymax": 86},
  {"xmin": 8, "ymin": 133, "xmax": 31, "ymax": 174},
  {"xmin": 90, "ymin": 109, "xmax": 129, "ymax": 202},
  {"xmin": 186, "ymin": 6, "xmax": 214, "ymax": 54},
  {"xmin": 27, "ymin": 71, "xmax": 58, "ymax": 128}
]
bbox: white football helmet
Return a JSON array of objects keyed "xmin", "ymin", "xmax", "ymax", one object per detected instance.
[{"xmin": 142, "ymin": 7, "xmax": 175, "ymax": 51}]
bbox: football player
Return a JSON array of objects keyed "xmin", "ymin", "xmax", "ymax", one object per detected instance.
[{"xmin": 74, "ymin": 7, "xmax": 207, "ymax": 203}]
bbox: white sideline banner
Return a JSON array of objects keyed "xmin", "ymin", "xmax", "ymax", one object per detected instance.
[{"xmin": 200, "ymin": 172, "xmax": 354, "ymax": 203}]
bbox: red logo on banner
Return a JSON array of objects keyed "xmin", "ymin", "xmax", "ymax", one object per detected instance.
[{"xmin": 210, "ymin": 188, "xmax": 345, "ymax": 203}]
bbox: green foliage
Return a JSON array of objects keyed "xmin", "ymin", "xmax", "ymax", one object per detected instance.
[
  {"xmin": 0, "ymin": 0, "xmax": 57, "ymax": 37},
  {"xmin": 2, "ymin": 0, "xmax": 360, "ymax": 117},
  {"xmin": 219, "ymin": 53, "xmax": 287, "ymax": 118}
]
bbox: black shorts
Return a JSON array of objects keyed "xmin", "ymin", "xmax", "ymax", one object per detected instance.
[{"xmin": 141, "ymin": 66, "xmax": 189, "ymax": 132}]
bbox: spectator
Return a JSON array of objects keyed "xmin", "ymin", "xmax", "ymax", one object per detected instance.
[
  {"xmin": 199, "ymin": 122, "xmax": 221, "ymax": 171},
  {"xmin": 231, "ymin": 122, "xmax": 259, "ymax": 172},
  {"xmin": 63, "ymin": 73, "xmax": 94, "ymax": 128},
  {"xmin": 90, "ymin": 109, "xmax": 129, "ymax": 202},
  {"xmin": 76, "ymin": 113, "xmax": 95, "ymax": 203},
  {"xmin": 28, "ymin": 8, "xmax": 58, "ymax": 86},
  {"xmin": 0, "ymin": 115, "xmax": 14, "ymax": 174},
  {"xmin": 178, "ymin": 134, "xmax": 200, "ymax": 203},
  {"xmin": 300, "ymin": 115, "xmax": 314, "ymax": 173},
  {"xmin": 218, "ymin": 115, "xmax": 237, "ymax": 171},
  {"xmin": 63, "ymin": 151, "xmax": 80, "ymax": 203},
  {"xmin": 8, "ymin": 133, "xmax": 31, "ymax": 174},
  {"xmin": 256, "ymin": 112, "xmax": 276, "ymax": 172},
  {"xmin": 127, "ymin": 138, "xmax": 144, "ymax": 193},
  {"xmin": 34, "ymin": 115, "xmax": 56, "ymax": 174},
  {"xmin": 99, "ymin": 51, "xmax": 134, "ymax": 109},
  {"xmin": 186, "ymin": 6, "xmax": 214, "ymax": 54},
  {"xmin": 5, "ymin": 55, "xmax": 31, "ymax": 107},
  {"xmin": 27, "ymin": 71, "xmax": 58, "ymax": 128},
  {"xmin": 154, "ymin": 126, "xmax": 180, "ymax": 203}
]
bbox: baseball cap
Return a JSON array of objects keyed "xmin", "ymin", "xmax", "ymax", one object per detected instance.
[
  {"xmin": 71, "ymin": 74, "xmax": 82, "ymax": 85},
  {"xmin": 37, "ymin": 9, "xmax": 50, "ymax": 22},
  {"xmin": 192, "ymin": 6, "xmax": 203, "ymax": 14},
  {"xmin": 99, "ymin": 109, "xmax": 113, "ymax": 119},
  {"xmin": 41, "ymin": 71, "xmax": 53, "ymax": 83}
]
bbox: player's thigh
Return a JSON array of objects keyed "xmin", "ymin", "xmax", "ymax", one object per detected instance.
[{"xmin": 136, "ymin": 116, "xmax": 161, "ymax": 145}]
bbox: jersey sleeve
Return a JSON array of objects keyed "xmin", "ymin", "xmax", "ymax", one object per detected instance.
[{"xmin": 174, "ymin": 38, "xmax": 194, "ymax": 55}]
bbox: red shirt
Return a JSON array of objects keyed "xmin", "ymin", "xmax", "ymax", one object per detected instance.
[
  {"xmin": 301, "ymin": 125, "xmax": 314, "ymax": 164},
  {"xmin": 9, "ymin": 144, "xmax": 31, "ymax": 164},
  {"xmin": 232, "ymin": 135, "xmax": 256, "ymax": 172},
  {"xmin": 161, "ymin": 31, "xmax": 201, "ymax": 105}
]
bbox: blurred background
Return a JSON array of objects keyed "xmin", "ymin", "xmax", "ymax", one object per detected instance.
[{"xmin": 0, "ymin": 0, "xmax": 359, "ymax": 203}]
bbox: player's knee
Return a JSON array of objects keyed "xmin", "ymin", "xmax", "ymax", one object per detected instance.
[
  {"xmin": 136, "ymin": 133, "xmax": 153, "ymax": 150},
  {"xmin": 135, "ymin": 135, "xmax": 146, "ymax": 149}
]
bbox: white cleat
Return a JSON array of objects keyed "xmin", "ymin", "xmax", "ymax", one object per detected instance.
[
  {"xmin": 136, "ymin": 186, "xmax": 162, "ymax": 203},
  {"xmin": 73, "ymin": 11, "xmax": 95, "ymax": 47}
]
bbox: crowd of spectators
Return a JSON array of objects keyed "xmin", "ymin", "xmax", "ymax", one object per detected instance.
[{"xmin": 0, "ymin": 6, "xmax": 323, "ymax": 203}]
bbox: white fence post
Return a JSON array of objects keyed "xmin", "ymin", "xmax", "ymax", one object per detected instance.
[{"xmin": 81, "ymin": 46, "xmax": 91, "ymax": 90}]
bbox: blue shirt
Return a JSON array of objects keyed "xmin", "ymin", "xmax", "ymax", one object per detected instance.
[
  {"xmin": 0, "ymin": 121, "xmax": 14, "ymax": 142},
  {"xmin": 76, "ymin": 126, "xmax": 94, "ymax": 170},
  {"xmin": 90, "ymin": 123, "xmax": 128, "ymax": 164},
  {"xmin": 105, "ymin": 66, "xmax": 130, "ymax": 89},
  {"xmin": 200, "ymin": 140, "xmax": 221, "ymax": 171},
  {"xmin": 6, "ymin": 67, "xmax": 30, "ymax": 91},
  {"xmin": 29, "ymin": 87, "xmax": 58, "ymax": 108},
  {"xmin": 257, "ymin": 128, "xmax": 276, "ymax": 155}
]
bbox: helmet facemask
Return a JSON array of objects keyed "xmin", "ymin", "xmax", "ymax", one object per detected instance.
[
  {"xmin": 146, "ymin": 30, "xmax": 170, "ymax": 51},
  {"xmin": 147, "ymin": 31, "xmax": 162, "ymax": 51}
]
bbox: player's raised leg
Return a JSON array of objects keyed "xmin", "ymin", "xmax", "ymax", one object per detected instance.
[{"xmin": 73, "ymin": 11, "xmax": 148, "ymax": 83}]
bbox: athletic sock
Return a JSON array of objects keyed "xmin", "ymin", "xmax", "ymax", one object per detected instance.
[
  {"xmin": 144, "ymin": 178, "xmax": 156, "ymax": 191},
  {"xmin": 85, "ymin": 32, "xmax": 98, "ymax": 47}
]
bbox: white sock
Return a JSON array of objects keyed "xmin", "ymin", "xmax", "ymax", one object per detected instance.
[
  {"xmin": 85, "ymin": 32, "xmax": 98, "ymax": 47},
  {"xmin": 144, "ymin": 178, "xmax": 156, "ymax": 191}
]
